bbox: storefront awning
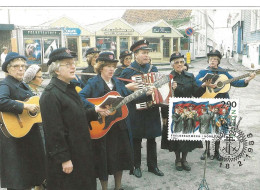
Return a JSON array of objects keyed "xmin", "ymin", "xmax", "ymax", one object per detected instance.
[{"xmin": 0, "ymin": 24, "xmax": 15, "ymax": 30}]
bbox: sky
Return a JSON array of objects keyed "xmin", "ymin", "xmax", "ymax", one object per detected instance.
[{"xmin": 0, "ymin": 8, "xmax": 242, "ymax": 27}]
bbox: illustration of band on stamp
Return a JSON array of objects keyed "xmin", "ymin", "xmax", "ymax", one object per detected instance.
[{"xmin": 168, "ymin": 97, "xmax": 239, "ymax": 141}]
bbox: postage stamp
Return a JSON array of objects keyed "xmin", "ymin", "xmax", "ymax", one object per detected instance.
[{"xmin": 168, "ymin": 97, "xmax": 239, "ymax": 141}]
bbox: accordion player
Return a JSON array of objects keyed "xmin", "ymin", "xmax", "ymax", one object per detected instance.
[{"xmin": 131, "ymin": 72, "xmax": 173, "ymax": 110}]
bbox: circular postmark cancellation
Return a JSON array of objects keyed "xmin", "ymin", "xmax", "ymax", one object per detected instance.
[{"xmin": 211, "ymin": 127, "xmax": 254, "ymax": 169}]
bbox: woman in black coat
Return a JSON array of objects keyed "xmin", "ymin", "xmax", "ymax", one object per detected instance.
[
  {"xmin": 81, "ymin": 47, "xmax": 100, "ymax": 85},
  {"xmin": 39, "ymin": 48, "xmax": 108, "ymax": 190},
  {"xmin": 161, "ymin": 52, "xmax": 211, "ymax": 172},
  {"xmin": 113, "ymin": 50, "xmax": 132, "ymax": 77},
  {"xmin": 0, "ymin": 52, "xmax": 46, "ymax": 190}
]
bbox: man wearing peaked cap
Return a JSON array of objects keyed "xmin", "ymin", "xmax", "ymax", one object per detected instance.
[
  {"xmin": 81, "ymin": 47, "xmax": 101, "ymax": 85},
  {"xmin": 130, "ymin": 39, "xmax": 151, "ymax": 52},
  {"xmin": 119, "ymin": 40, "xmax": 164, "ymax": 178}
]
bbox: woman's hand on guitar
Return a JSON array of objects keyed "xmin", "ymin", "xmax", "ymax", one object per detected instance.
[
  {"xmin": 24, "ymin": 103, "xmax": 40, "ymax": 114},
  {"xmin": 245, "ymin": 72, "xmax": 256, "ymax": 83},
  {"xmin": 125, "ymin": 82, "xmax": 139, "ymax": 91},
  {"xmin": 95, "ymin": 105, "xmax": 111, "ymax": 117},
  {"xmin": 172, "ymin": 81, "xmax": 177, "ymax": 90},
  {"xmin": 62, "ymin": 160, "xmax": 73, "ymax": 174},
  {"xmin": 201, "ymin": 79, "xmax": 217, "ymax": 89}
]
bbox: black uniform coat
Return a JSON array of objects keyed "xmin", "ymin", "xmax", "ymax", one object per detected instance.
[
  {"xmin": 39, "ymin": 77, "xmax": 97, "ymax": 190},
  {"xmin": 0, "ymin": 75, "xmax": 46, "ymax": 189},
  {"xmin": 81, "ymin": 65, "xmax": 95, "ymax": 85},
  {"xmin": 119, "ymin": 61, "xmax": 162, "ymax": 139},
  {"xmin": 161, "ymin": 70, "xmax": 205, "ymax": 152},
  {"xmin": 113, "ymin": 65, "xmax": 127, "ymax": 77}
]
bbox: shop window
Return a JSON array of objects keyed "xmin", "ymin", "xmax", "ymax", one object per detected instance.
[
  {"xmin": 67, "ymin": 38, "xmax": 78, "ymax": 60},
  {"xmin": 143, "ymin": 38, "xmax": 160, "ymax": 52},
  {"xmin": 24, "ymin": 38, "xmax": 42, "ymax": 64},
  {"xmin": 82, "ymin": 37, "xmax": 90, "ymax": 59},
  {"xmin": 96, "ymin": 36, "xmax": 117, "ymax": 57},
  {"xmin": 181, "ymin": 38, "xmax": 189, "ymax": 50},
  {"xmin": 173, "ymin": 38, "xmax": 178, "ymax": 52},
  {"xmin": 132, "ymin": 37, "xmax": 138, "ymax": 45},
  {"xmin": 120, "ymin": 37, "xmax": 129, "ymax": 52}
]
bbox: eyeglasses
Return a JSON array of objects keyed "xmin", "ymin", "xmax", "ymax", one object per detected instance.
[
  {"xmin": 60, "ymin": 62, "xmax": 76, "ymax": 68},
  {"xmin": 10, "ymin": 64, "xmax": 26, "ymax": 69},
  {"xmin": 174, "ymin": 61, "xmax": 185, "ymax": 64},
  {"xmin": 124, "ymin": 57, "xmax": 132, "ymax": 60}
]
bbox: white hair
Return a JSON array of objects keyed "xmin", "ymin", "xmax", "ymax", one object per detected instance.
[
  {"xmin": 48, "ymin": 60, "xmax": 61, "ymax": 78},
  {"xmin": 170, "ymin": 58, "xmax": 185, "ymax": 67}
]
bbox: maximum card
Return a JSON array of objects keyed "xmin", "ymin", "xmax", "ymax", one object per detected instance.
[{"xmin": 168, "ymin": 97, "xmax": 239, "ymax": 141}]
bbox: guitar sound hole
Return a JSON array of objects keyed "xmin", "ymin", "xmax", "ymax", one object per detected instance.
[
  {"xmin": 217, "ymin": 81, "xmax": 223, "ymax": 88},
  {"xmin": 29, "ymin": 111, "xmax": 37, "ymax": 117}
]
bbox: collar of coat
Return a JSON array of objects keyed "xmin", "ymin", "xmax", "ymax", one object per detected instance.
[
  {"xmin": 5, "ymin": 75, "xmax": 30, "ymax": 89},
  {"xmin": 50, "ymin": 77, "xmax": 76, "ymax": 92},
  {"xmin": 172, "ymin": 70, "xmax": 193, "ymax": 78}
]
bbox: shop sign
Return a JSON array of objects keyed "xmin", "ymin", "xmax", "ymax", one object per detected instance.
[
  {"xmin": 63, "ymin": 28, "xmax": 81, "ymax": 36},
  {"xmin": 152, "ymin": 27, "xmax": 172, "ymax": 33},
  {"xmin": 23, "ymin": 30, "xmax": 61, "ymax": 36},
  {"xmin": 102, "ymin": 28, "xmax": 134, "ymax": 35}
]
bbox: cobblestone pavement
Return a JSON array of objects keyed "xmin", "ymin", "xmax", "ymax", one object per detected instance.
[{"xmin": 1, "ymin": 58, "xmax": 260, "ymax": 190}]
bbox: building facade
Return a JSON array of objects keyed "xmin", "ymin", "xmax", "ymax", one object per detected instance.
[{"xmin": 231, "ymin": 10, "xmax": 260, "ymax": 69}]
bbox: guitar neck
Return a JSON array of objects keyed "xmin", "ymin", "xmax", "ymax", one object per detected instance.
[
  {"xmin": 114, "ymin": 87, "xmax": 148, "ymax": 110},
  {"xmin": 224, "ymin": 73, "xmax": 250, "ymax": 84}
]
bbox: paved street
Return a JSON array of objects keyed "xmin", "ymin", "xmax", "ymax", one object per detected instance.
[{"xmin": 1, "ymin": 58, "xmax": 260, "ymax": 190}]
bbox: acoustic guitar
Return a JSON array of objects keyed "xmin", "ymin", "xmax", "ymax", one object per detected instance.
[
  {"xmin": 0, "ymin": 96, "xmax": 42, "ymax": 138},
  {"xmin": 200, "ymin": 70, "xmax": 260, "ymax": 98},
  {"xmin": 87, "ymin": 74, "xmax": 173, "ymax": 139}
]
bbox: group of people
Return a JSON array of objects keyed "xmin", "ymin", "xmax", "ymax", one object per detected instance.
[{"xmin": 0, "ymin": 39, "xmax": 256, "ymax": 190}]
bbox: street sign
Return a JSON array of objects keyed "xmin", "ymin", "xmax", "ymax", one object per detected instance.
[{"xmin": 185, "ymin": 27, "xmax": 194, "ymax": 36}]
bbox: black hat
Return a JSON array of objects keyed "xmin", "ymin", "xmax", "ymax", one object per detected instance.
[
  {"xmin": 47, "ymin": 48, "xmax": 74, "ymax": 66},
  {"xmin": 85, "ymin": 47, "xmax": 100, "ymax": 56},
  {"xmin": 170, "ymin": 52, "xmax": 184, "ymax": 62},
  {"xmin": 207, "ymin": 49, "xmax": 222, "ymax": 59},
  {"xmin": 119, "ymin": 50, "xmax": 132, "ymax": 59},
  {"xmin": 2, "ymin": 52, "xmax": 27, "ymax": 73},
  {"xmin": 130, "ymin": 40, "xmax": 151, "ymax": 52},
  {"xmin": 96, "ymin": 52, "xmax": 118, "ymax": 63}
]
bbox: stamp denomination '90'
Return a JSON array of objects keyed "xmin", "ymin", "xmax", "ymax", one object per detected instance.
[{"xmin": 168, "ymin": 97, "xmax": 239, "ymax": 141}]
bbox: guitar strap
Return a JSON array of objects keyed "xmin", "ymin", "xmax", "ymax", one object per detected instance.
[
  {"xmin": 128, "ymin": 64, "xmax": 153, "ymax": 74},
  {"xmin": 205, "ymin": 68, "xmax": 235, "ymax": 73},
  {"xmin": 128, "ymin": 66, "xmax": 145, "ymax": 74}
]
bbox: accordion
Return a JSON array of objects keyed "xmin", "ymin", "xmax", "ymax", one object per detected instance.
[{"xmin": 131, "ymin": 72, "xmax": 173, "ymax": 110}]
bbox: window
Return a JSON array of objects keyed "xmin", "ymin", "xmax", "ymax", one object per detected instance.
[
  {"xmin": 143, "ymin": 38, "xmax": 160, "ymax": 52},
  {"xmin": 96, "ymin": 36, "xmax": 117, "ymax": 57},
  {"xmin": 257, "ymin": 10, "xmax": 260, "ymax": 30},
  {"xmin": 120, "ymin": 37, "xmax": 128, "ymax": 52},
  {"xmin": 67, "ymin": 38, "xmax": 78, "ymax": 60},
  {"xmin": 82, "ymin": 37, "xmax": 90, "ymax": 59},
  {"xmin": 251, "ymin": 10, "xmax": 257, "ymax": 32},
  {"xmin": 173, "ymin": 38, "xmax": 178, "ymax": 52}
]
